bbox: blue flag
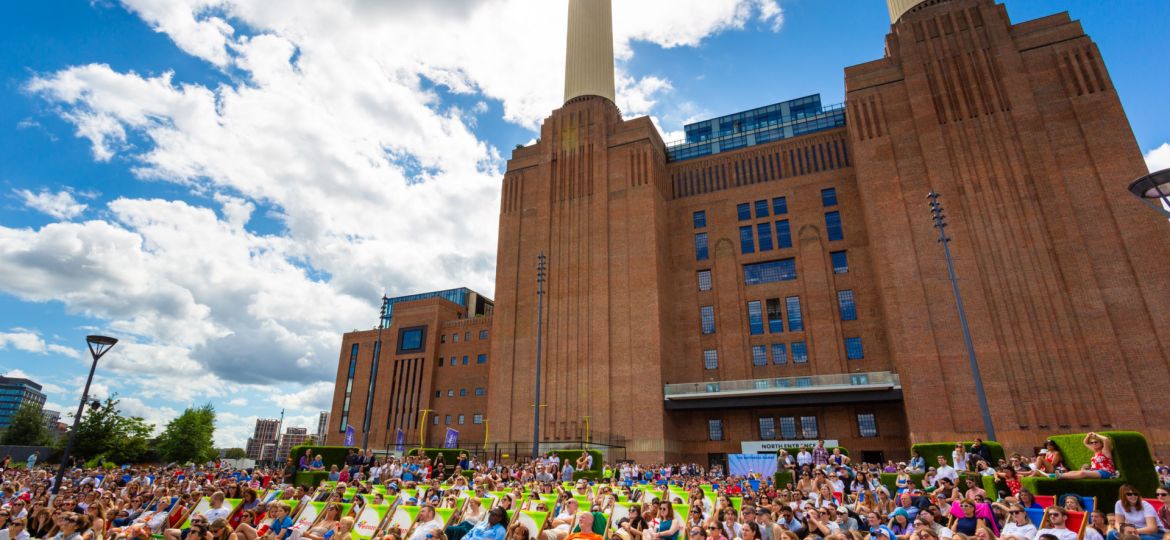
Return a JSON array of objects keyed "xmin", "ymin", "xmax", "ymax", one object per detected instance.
[
  {"xmin": 344, "ymin": 424, "xmax": 355, "ymax": 446},
  {"xmin": 395, "ymin": 429, "xmax": 405, "ymax": 452},
  {"xmin": 443, "ymin": 428, "xmax": 459, "ymax": 448}
]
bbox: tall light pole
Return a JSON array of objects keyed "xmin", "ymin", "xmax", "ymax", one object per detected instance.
[
  {"xmin": 1128, "ymin": 169, "xmax": 1170, "ymax": 218},
  {"xmin": 533, "ymin": 253, "xmax": 547, "ymax": 460},
  {"xmin": 54, "ymin": 335, "xmax": 117, "ymax": 495},
  {"xmin": 362, "ymin": 295, "xmax": 388, "ymax": 452},
  {"xmin": 928, "ymin": 192, "xmax": 996, "ymax": 441}
]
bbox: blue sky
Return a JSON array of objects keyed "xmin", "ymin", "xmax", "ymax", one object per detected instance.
[{"xmin": 1, "ymin": 0, "xmax": 1167, "ymax": 447}]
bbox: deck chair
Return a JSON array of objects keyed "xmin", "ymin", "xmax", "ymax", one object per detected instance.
[
  {"xmin": 1025, "ymin": 508, "xmax": 1046, "ymax": 527},
  {"xmin": 289, "ymin": 502, "xmax": 325, "ymax": 535},
  {"xmin": 1034, "ymin": 496, "xmax": 1057, "ymax": 509},
  {"xmin": 1039, "ymin": 509, "xmax": 1087, "ymax": 540},
  {"xmin": 516, "ymin": 510, "xmax": 550, "ymax": 539},
  {"xmin": 672, "ymin": 504, "xmax": 690, "ymax": 525},
  {"xmin": 1145, "ymin": 498, "xmax": 1164, "ymax": 513},
  {"xmin": 178, "ymin": 497, "xmax": 213, "ymax": 530},
  {"xmin": 386, "ymin": 505, "xmax": 422, "ymax": 536},
  {"xmin": 353, "ymin": 504, "xmax": 392, "ymax": 540},
  {"xmin": 729, "ymin": 497, "xmax": 743, "ymax": 513}
]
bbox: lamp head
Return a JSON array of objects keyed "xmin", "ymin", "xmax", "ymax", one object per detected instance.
[
  {"xmin": 85, "ymin": 335, "xmax": 118, "ymax": 360},
  {"xmin": 1127, "ymin": 169, "xmax": 1170, "ymax": 218}
]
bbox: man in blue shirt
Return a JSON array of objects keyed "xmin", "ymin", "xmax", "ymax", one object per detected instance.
[{"xmin": 462, "ymin": 508, "xmax": 507, "ymax": 540}]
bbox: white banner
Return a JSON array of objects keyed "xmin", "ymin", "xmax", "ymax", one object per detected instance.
[{"xmin": 740, "ymin": 440, "xmax": 838, "ymax": 454}]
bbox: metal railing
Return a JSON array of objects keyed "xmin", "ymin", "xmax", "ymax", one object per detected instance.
[
  {"xmin": 665, "ymin": 103, "xmax": 847, "ymax": 162},
  {"xmin": 664, "ymin": 371, "xmax": 900, "ymax": 400}
]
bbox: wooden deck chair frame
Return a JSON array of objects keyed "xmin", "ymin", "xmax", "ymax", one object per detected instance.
[
  {"xmin": 604, "ymin": 502, "xmax": 630, "ymax": 538},
  {"xmin": 385, "ymin": 505, "xmax": 423, "ymax": 538},
  {"xmin": 516, "ymin": 510, "xmax": 551, "ymax": 540},
  {"xmin": 176, "ymin": 497, "xmax": 212, "ymax": 531},
  {"xmin": 1039, "ymin": 508, "xmax": 1088, "ymax": 540}
]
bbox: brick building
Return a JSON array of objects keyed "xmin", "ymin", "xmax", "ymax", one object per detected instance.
[
  {"xmin": 245, "ymin": 418, "xmax": 281, "ymax": 461},
  {"xmin": 328, "ymin": 0, "xmax": 1170, "ymax": 464}
]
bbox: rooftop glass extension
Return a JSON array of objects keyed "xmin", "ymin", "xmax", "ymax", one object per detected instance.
[
  {"xmin": 379, "ymin": 288, "xmax": 474, "ymax": 329},
  {"xmin": 666, "ymin": 94, "xmax": 846, "ymax": 162}
]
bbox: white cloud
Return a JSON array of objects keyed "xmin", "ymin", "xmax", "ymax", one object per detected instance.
[
  {"xmin": 1146, "ymin": 143, "xmax": 1170, "ymax": 173},
  {"xmin": 271, "ymin": 381, "xmax": 333, "ymax": 412},
  {"xmin": 0, "ymin": 330, "xmax": 82, "ymax": 359},
  {"xmin": 15, "ymin": 189, "xmax": 88, "ymax": 220}
]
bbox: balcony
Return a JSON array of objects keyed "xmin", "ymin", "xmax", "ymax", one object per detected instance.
[{"xmin": 663, "ymin": 371, "xmax": 902, "ymax": 410}]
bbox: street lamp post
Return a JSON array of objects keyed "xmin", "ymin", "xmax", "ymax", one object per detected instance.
[
  {"xmin": 533, "ymin": 253, "xmax": 547, "ymax": 460},
  {"xmin": 54, "ymin": 335, "xmax": 117, "ymax": 495},
  {"xmin": 928, "ymin": 192, "xmax": 996, "ymax": 441},
  {"xmin": 1127, "ymin": 169, "xmax": 1170, "ymax": 218},
  {"xmin": 362, "ymin": 295, "xmax": 389, "ymax": 452}
]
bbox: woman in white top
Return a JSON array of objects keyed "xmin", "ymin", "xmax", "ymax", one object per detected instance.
[
  {"xmin": 952, "ymin": 445, "xmax": 969, "ymax": 472},
  {"xmin": 998, "ymin": 505, "xmax": 1036, "ymax": 540},
  {"xmin": 1111, "ymin": 484, "xmax": 1161, "ymax": 540}
]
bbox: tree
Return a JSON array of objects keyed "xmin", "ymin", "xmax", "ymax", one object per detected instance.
[
  {"xmin": 224, "ymin": 448, "xmax": 247, "ymax": 459},
  {"xmin": 155, "ymin": 404, "xmax": 217, "ymax": 464},
  {"xmin": 2, "ymin": 403, "xmax": 50, "ymax": 446},
  {"xmin": 70, "ymin": 395, "xmax": 154, "ymax": 464}
]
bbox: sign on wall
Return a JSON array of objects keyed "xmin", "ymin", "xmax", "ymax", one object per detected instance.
[{"xmin": 740, "ymin": 440, "xmax": 839, "ymax": 454}]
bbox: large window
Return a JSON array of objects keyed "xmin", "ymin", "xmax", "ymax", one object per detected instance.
[
  {"xmin": 830, "ymin": 251, "xmax": 849, "ymax": 273},
  {"xmin": 786, "ymin": 296, "xmax": 804, "ymax": 331},
  {"xmin": 479, "ymin": 330, "xmax": 489, "ymax": 340},
  {"xmin": 474, "ymin": 387, "xmax": 486, "ymax": 396},
  {"xmin": 473, "ymin": 414, "xmax": 484, "ymax": 424},
  {"xmin": 747, "ymin": 301, "xmax": 764, "ymax": 335},
  {"xmin": 822, "ymin": 187, "xmax": 838, "ymax": 207},
  {"xmin": 775, "ymin": 220, "xmax": 792, "ymax": 249},
  {"xmin": 397, "ymin": 326, "xmax": 426, "ymax": 353},
  {"xmin": 792, "ymin": 341, "xmax": 808, "ymax": 363},
  {"xmin": 838, "ymin": 290, "xmax": 857, "ymax": 321},
  {"xmin": 772, "ymin": 197, "xmax": 788, "ymax": 215},
  {"xmin": 708, "ymin": 419, "xmax": 724, "ymax": 441},
  {"xmin": 825, "ymin": 211, "xmax": 844, "ymax": 241},
  {"xmin": 757, "ymin": 223, "xmax": 773, "ymax": 251},
  {"xmin": 754, "ymin": 200, "xmax": 769, "ymax": 218},
  {"xmin": 771, "ymin": 343, "xmax": 788, "ymax": 364},
  {"xmin": 703, "ymin": 349, "xmax": 718, "ymax": 370},
  {"xmin": 433, "ymin": 415, "xmax": 440, "ymax": 425},
  {"xmin": 340, "ymin": 343, "xmax": 359, "ymax": 431},
  {"xmin": 759, "ymin": 417, "xmax": 776, "ymax": 440},
  {"xmin": 739, "ymin": 226, "xmax": 755, "ymax": 254},
  {"xmin": 858, "ymin": 413, "xmax": 878, "ymax": 437},
  {"xmin": 779, "ymin": 416, "xmax": 797, "ymax": 439},
  {"xmin": 697, "ymin": 270, "xmax": 712, "ymax": 291},
  {"xmin": 700, "ymin": 306, "xmax": 716, "ymax": 334},
  {"xmin": 751, "ymin": 345, "xmax": 767, "ymax": 366},
  {"xmin": 458, "ymin": 414, "xmax": 465, "ymax": 425},
  {"xmin": 766, "ymin": 298, "xmax": 784, "ymax": 333},
  {"xmin": 744, "ymin": 259, "xmax": 797, "ymax": 285},
  {"xmin": 845, "ymin": 337, "xmax": 865, "ymax": 360},
  {"xmin": 737, "ymin": 203, "xmax": 751, "ymax": 221},
  {"xmin": 477, "ymin": 354, "xmax": 487, "ymax": 364},
  {"xmin": 800, "ymin": 416, "xmax": 819, "ymax": 438},
  {"xmin": 695, "ymin": 233, "xmax": 709, "ymax": 261},
  {"xmin": 693, "ymin": 210, "xmax": 707, "ymax": 228}
]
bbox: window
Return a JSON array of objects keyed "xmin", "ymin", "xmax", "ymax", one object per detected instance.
[
  {"xmin": 459, "ymin": 388, "xmax": 467, "ymax": 397},
  {"xmin": 479, "ymin": 330, "xmax": 488, "ymax": 340},
  {"xmin": 397, "ymin": 327, "xmax": 426, "ymax": 353},
  {"xmin": 800, "ymin": 416, "xmax": 819, "ymax": 438},
  {"xmin": 449, "ymin": 356, "xmax": 456, "ymax": 367},
  {"xmin": 435, "ymin": 390, "xmax": 441, "ymax": 398},
  {"xmin": 739, "ymin": 226, "xmax": 755, "ymax": 254},
  {"xmin": 462, "ymin": 356, "xmax": 469, "ymax": 365},
  {"xmin": 766, "ymin": 298, "xmax": 784, "ymax": 333},
  {"xmin": 477, "ymin": 354, "xmax": 487, "ymax": 364},
  {"xmin": 786, "ymin": 297, "xmax": 804, "ymax": 331},
  {"xmin": 792, "ymin": 341, "xmax": 808, "ymax": 363},
  {"xmin": 440, "ymin": 334, "xmax": 446, "ymax": 343},
  {"xmin": 700, "ymin": 306, "xmax": 716, "ymax": 334},
  {"xmin": 825, "ymin": 211, "xmax": 843, "ymax": 241},
  {"xmin": 743, "ymin": 259, "xmax": 797, "ymax": 285},
  {"xmin": 851, "ymin": 373, "xmax": 870, "ymax": 385},
  {"xmin": 737, "ymin": 203, "xmax": 751, "ymax": 221},
  {"xmin": 708, "ymin": 419, "xmax": 724, "ymax": 441},
  {"xmin": 858, "ymin": 413, "xmax": 878, "ymax": 437},
  {"xmin": 775, "ymin": 220, "xmax": 792, "ymax": 249},
  {"xmin": 464, "ymin": 332, "xmax": 470, "ymax": 341},
  {"xmin": 438, "ymin": 358, "xmax": 444, "ymax": 367},
  {"xmin": 473, "ymin": 414, "xmax": 484, "ymax": 424},
  {"xmin": 695, "ymin": 233, "xmax": 709, "ymax": 261},
  {"xmin": 830, "ymin": 251, "xmax": 849, "ymax": 273},
  {"xmin": 751, "ymin": 345, "xmax": 767, "ymax": 366},
  {"xmin": 693, "ymin": 210, "xmax": 707, "ymax": 228},
  {"xmin": 772, "ymin": 197, "xmax": 788, "ymax": 215},
  {"xmin": 779, "ymin": 417, "xmax": 797, "ymax": 439},
  {"xmin": 445, "ymin": 415, "xmax": 452, "ymax": 425},
  {"xmin": 757, "ymin": 223, "xmax": 773, "ymax": 251},
  {"xmin": 845, "ymin": 337, "xmax": 865, "ymax": 360},
  {"xmin": 433, "ymin": 415, "xmax": 440, "ymax": 425},
  {"xmin": 452, "ymin": 332, "xmax": 459, "ymax": 342},
  {"xmin": 759, "ymin": 417, "xmax": 776, "ymax": 440},
  {"xmin": 697, "ymin": 270, "xmax": 712, "ymax": 291},
  {"xmin": 458, "ymin": 414, "xmax": 465, "ymax": 425},
  {"xmin": 475, "ymin": 387, "xmax": 485, "ymax": 396},
  {"xmin": 447, "ymin": 389, "xmax": 455, "ymax": 397},
  {"xmin": 754, "ymin": 200, "xmax": 769, "ymax": 218},
  {"xmin": 747, "ymin": 301, "xmax": 764, "ymax": 335},
  {"xmin": 703, "ymin": 349, "xmax": 718, "ymax": 370},
  {"xmin": 771, "ymin": 343, "xmax": 788, "ymax": 364},
  {"xmin": 340, "ymin": 343, "xmax": 359, "ymax": 431},
  {"xmin": 821, "ymin": 188, "xmax": 838, "ymax": 207},
  {"xmin": 838, "ymin": 290, "xmax": 857, "ymax": 321}
]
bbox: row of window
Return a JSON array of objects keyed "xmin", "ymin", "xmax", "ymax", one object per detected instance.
[
  {"xmin": 438, "ymin": 354, "xmax": 487, "ymax": 366},
  {"xmin": 435, "ymin": 387, "xmax": 487, "ymax": 398},
  {"xmin": 440, "ymin": 330, "xmax": 489, "ymax": 343},
  {"xmin": 703, "ymin": 336, "xmax": 864, "ymax": 369},
  {"xmin": 707, "ymin": 412, "xmax": 877, "ymax": 441},
  {"xmin": 696, "ymin": 251, "xmax": 849, "ymax": 294},
  {"xmin": 433, "ymin": 413, "xmax": 485, "ymax": 425},
  {"xmin": 745, "ymin": 297, "xmax": 803, "ymax": 334},
  {"xmin": 693, "ymin": 211, "xmax": 844, "ymax": 261},
  {"xmin": 736, "ymin": 197, "xmax": 790, "ymax": 222},
  {"xmin": 339, "ymin": 343, "xmax": 359, "ymax": 432}
]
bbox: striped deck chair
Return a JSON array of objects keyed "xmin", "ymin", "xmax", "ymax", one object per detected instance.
[
  {"xmin": 386, "ymin": 505, "xmax": 422, "ymax": 536},
  {"xmin": 353, "ymin": 504, "xmax": 393, "ymax": 540}
]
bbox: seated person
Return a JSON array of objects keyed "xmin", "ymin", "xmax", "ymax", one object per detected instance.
[{"xmin": 1056, "ymin": 434, "xmax": 1115, "ymax": 480}]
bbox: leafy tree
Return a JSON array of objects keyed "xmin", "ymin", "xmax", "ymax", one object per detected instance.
[
  {"xmin": 70, "ymin": 395, "xmax": 154, "ymax": 464},
  {"xmin": 1, "ymin": 402, "xmax": 50, "ymax": 445},
  {"xmin": 155, "ymin": 404, "xmax": 217, "ymax": 464},
  {"xmin": 224, "ymin": 447, "xmax": 247, "ymax": 460}
]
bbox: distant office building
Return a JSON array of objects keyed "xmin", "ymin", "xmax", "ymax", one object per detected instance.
[
  {"xmin": 276, "ymin": 427, "xmax": 314, "ymax": 461},
  {"xmin": 41, "ymin": 409, "xmax": 60, "ymax": 429},
  {"xmin": 0, "ymin": 376, "xmax": 47, "ymax": 429},
  {"xmin": 244, "ymin": 418, "xmax": 281, "ymax": 460},
  {"xmin": 316, "ymin": 412, "xmax": 329, "ymax": 439}
]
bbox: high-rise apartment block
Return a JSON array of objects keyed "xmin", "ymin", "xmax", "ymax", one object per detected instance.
[
  {"xmin": 0, "ymin": 376, "xmax": 47, "ymax": 429},
  {"xmin": 245, "ymin": 418, "xmax": 281, "ymax": 460}
]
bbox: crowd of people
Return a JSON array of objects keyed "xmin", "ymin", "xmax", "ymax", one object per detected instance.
[{"xmin": 1, "ymin": 433, "xmax": 1169, "ymax": 540}]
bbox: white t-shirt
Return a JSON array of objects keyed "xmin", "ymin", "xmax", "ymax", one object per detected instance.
[
  {"xmin": 952, "ymin": 451, "xmax": 968, "ymax": 471},
  {"xmin": 202, "ymin": 505, "xmax": 231, "ymax": 523},
  {"xmin": 1114, "ymin": 500, "xmax": 1159, "ymax": 530},
  {"xmin": 1083, "ymin": 526, "xmax": 1104, "ymax": 540},
  {"xmin": 1034, "ymin": 528, "xmax": 1078, "ymax": 540},
  {"xmin": 935, "ymin": 466, "xmax": 958, "ymax": 485},
  {"xmin": 1001, "ymin": 522, "xmax": 1037, "ymax": 540}
]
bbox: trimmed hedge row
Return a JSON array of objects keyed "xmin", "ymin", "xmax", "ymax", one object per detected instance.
[
  {"xmin": 289, "ymin": 445, "xmax": 359, "ymax": 469},
  {"xmin": 572, "ymin": 470, "xmax": 603, "ymax": 481},
  {"xmin": 405, "ymin": 448, "xmax": 473, "ymax": 469},
  {"xmin": 910, "ymin": 441, "xmax": 1005, "ymax": 467},
  {"xmin": 1018, "ymin": 431, "xmax": 1157, "ymax": 510},
  {"xmin": 879, "ymin": 473, "xmax": 925, "ymax": 495},
  {"xmin": 293, "ymin": 471, "xmax": 330, "ymax": 488},
  {"xmin": 549, "ymin": 450, "xmax": 603, "ymax": 472}
]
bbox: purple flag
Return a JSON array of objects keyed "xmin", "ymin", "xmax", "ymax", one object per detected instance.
[
  {"xmin": 344, "ymin": 424, "xmax": 355, "ymax": 446},
  {"xmin": 395, "ymin": 429, "xmax": 405, "ymax": 452},
  {"xmin": 443, "ymin": 428, "xmax": 459, "ymax": 448}
]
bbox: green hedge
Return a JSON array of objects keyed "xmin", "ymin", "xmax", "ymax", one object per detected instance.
[
  {"xmin": 910, "ymin": 441, "xmax": 1005, "ymax": 468},
  {"xmin": 405, "ymin": 448, "xmax": 472, "ymax": 470},
  {"xmin": 290, "ymin": 445, "xmax": 359, "ymax": 469},
  {"xmin": 572, "ymin": 470, "xmax": 603, "ymax": 482},
  {"xmin": 1018, "ymin": 431, "xmax": 1157, "ymax": 510},
  {"xmin": 293, "ymin": 471, "xmax": 330, "ymax": 488},
  {"xmin": 982, "ymin": 475, "xmax": 1008, "ymax": 499},
  {"xmin": 879, "ymin": 473, "xmax": 925, "ymax": 494},
  {"xmin": 549, "ymin": 450, "xmax": 603, "ymax": 472},
  {"xmin": 774, "ymin": 471, "xmax": 794, "ymax": 488}
]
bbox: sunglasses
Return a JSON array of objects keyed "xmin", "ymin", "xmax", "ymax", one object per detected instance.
[
  {"xmin": 1126, "ymin": 493, "xmax": 1140, "ymax": 497},
  {"xmin": 1009, "ymin": 511, "xmax": 1023, "ymax": 515},
  {"xmin": 1157, "ymin": 493, "xmax": 1170, "ymax": 497}
]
